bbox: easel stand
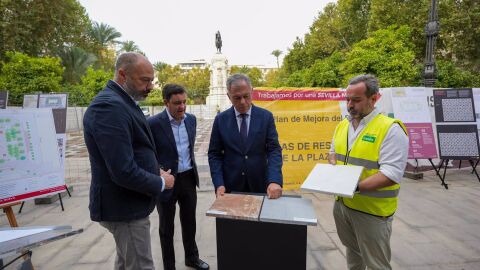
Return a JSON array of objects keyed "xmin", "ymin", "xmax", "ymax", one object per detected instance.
[
  {"xmin": 18, "ymin": 184, "xmax": 71, "ymax": 213},
  {"xmin": 1, "ymin": 202, "xmax": 20, "ymax": 227},
  {"xmin": 428, "ymin": 158, "xmax": 480, "ymax": 189}
]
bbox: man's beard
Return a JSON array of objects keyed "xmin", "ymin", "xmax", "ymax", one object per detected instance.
[
  {"xmin": 122, "ymin": 82, "xmax": 147, "ymax": 101},
  {"xmin": 348, "ymin": 108, "xmax": 367, "ymax": 119}
]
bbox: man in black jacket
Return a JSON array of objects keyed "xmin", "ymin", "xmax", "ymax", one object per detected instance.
[
  {"xmin": 148, "ymin": 84, "xmax": 209, "ymax": 270},
  {"xmin": 84, "ymin": 52, "xmax": 174, "ymax": 270}
]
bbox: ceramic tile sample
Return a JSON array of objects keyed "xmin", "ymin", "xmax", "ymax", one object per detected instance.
[
  {"xmin": 301, "ymin": 163, "xmax": 363, "ymax": 198},
  {"xmin": 260, "ymin": 196, "xmax": 317, "ymax": 226},
  {"xmin": 206, "ymin": 193, "xmax": 264, "ymax": 221}
]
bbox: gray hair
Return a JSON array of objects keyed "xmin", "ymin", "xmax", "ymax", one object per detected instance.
[
  {"xmin": 115, "ymin": 52, "xmax": 143, "ymax": 75},
  {"xmin": 348, "ymin": 74, "xmax": 379, "ymax": 97},
  {"xmin": 227, "ymin": 73, "xmax": 252, "ymax": 91}
]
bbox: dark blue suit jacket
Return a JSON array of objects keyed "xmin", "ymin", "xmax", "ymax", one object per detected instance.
[
  {"xmin": 147, "ymin": 110, "xmax": 199, "ymax": 202},
  {"xmin": 208, "ymin": 105, "xmax": 283, "ymax": 193},
  {"xmin": 84, "ymin": 80, "xmax": 164, "ymax": 222}
]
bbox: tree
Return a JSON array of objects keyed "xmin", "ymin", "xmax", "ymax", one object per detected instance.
[
  {"xmin": 149, "ymin": 65, "xmax": 211, "ymax": 104},
  {"xmin": 230, "ymin": 66, "xmax": 264, "ymax": 87},
  {"xmin": 182, "ymin": 67, "xmax": 211, "ymax": 103},
  {"xmin": 340, "ymin": 26, "xmax": 418, "ymax": 87},
  {"xmin": 286, "ymin": 70, "xmax": 309, "ymax": 87},
  {"xmin": 282, "ymin": 37, "xmax": 309, "ymax": 74},
  {"xmin": 435, "ymin": 60, "xmax": 480, "ymax": 88},
  {"xmin": 70, "ymin": 67, "xmax": 113, "ymax": 105},
  {"xmin": 57, "ymin": 47, "xmax": 97, "ymax": 84},
  {"xmin": 0, "ymin": 52, "xmax": 63, "ymax": 105},
  {"xmin": 307, "ymin": 51, "xmax": 345, "ymax": 87},
  {"xmin": 157, "ymin": 65, "xmax": 183, "ymax": 88},
  {"xmin": 154, "ymin": 61, "xmax": 168, "ymax": 71},
  {"xmin": 0, "ymin": 0, "xmax": 92, "ymax": 61},
  {"xmin": 263, "ymin": 69, "xmax": 289, "ymax": 87},
  {"xmin": 271, "ymin": 50, "xmax": 283, "ymax": 68},
  {"xmin": 438, "ymin": 0, "xmax": 480, "ymax": 71},
  {"xmin": 120, "ymin": 40, "xmax": 141, "ymax": 53},
  {"xmin": 89, "ymin": 21, "xmax": 122, "ymax": 69},
  {"xmin": 283, "ymin": 0, "xmax": 371, "ymax": 75}
]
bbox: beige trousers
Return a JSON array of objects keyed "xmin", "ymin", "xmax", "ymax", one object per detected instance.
[{"xmin": 333, "ymin": 199, "xmax": 393, "ymax": 270}]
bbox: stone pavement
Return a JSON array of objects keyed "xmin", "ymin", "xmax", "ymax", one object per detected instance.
[{"xmin": 2, "ymin": 119, "xmax": 480, "ymax": 269}]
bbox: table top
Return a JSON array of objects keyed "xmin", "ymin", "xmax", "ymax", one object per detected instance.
[
  {"xmin": 206, "ymin": 193, "xmax": 264, "ymax": 221},
  {"xmin": 260, "ymin": 196, "xmax": 317, "ymax": 226},
  {"xmin": 206, "ymin": 193, "xmax": 317, "ymax": 226},
  {"xmin": 0, "ymin": 226, "xmax": 83, "ymax": 259}
]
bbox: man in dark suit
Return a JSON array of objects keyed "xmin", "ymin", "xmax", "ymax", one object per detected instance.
[
  {"xmin": 208, "ymin": 73, "xmax": 283, "ymax": 199},
  {"xmin": 84, "ymin": 52, "xmax": 174, "ymax": 270},
  {"xmin": 148, "ymin": 84, "xmax": 209, "ymax": 270}
]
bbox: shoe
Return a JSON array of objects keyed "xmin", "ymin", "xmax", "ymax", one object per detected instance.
[{"xmin": 185, "ymin": 258, "xmax": 209, "ymax": 270}]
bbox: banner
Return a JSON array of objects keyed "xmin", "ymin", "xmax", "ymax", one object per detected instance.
[{"xmin": 253, "ymin": 88, "xmax": 345, "ymax": 190}]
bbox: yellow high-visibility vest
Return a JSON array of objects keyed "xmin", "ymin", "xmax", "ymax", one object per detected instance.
[{"xmin": 333, "ymin": 114, "xmax": 407, "ymax": 217}]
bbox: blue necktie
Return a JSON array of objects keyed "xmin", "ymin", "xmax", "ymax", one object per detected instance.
[{"xmin": 240, "ymin": 113, "xmax": 248, "ymax": 142}]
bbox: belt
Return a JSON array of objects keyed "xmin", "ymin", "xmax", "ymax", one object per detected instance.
[{"xmin": 177, "ymin": 169, "xmax": 194, "ymax": 178}]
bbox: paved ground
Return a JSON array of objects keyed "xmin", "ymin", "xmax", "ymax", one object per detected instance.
[{"xmin": 2, "ymin": 119, "xmax": 480, "ymax": 269}]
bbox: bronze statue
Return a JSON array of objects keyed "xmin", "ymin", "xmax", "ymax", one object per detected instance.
[{"xmin": 215, "ymin": 31, "xmax": 222, "ymax": 53}]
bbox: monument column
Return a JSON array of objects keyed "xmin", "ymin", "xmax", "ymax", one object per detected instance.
[
  {"xmin": 206, "ymin": 53, "xmax": 230, "ymax": 110},
  {"xmin": 206, "ymin": 31, "xmax": 231, "ymax": 117}
]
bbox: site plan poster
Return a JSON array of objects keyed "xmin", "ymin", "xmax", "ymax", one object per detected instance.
[
  {"xmin": 0, "ymin": 109, "xmax": 64, "ymax": 206},
  {"xmin": 391, "ymin": 87, "xmax": 438, "ymax": 159}
]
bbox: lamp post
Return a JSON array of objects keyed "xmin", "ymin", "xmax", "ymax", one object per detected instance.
[{"xmin": 423, "ymin": 0, "xmax": 440, "ymax": 87}]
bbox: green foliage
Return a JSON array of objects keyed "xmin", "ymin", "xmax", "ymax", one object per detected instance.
[
  {"xmin": 284, "ymin": 0, "xmax": 371, "ymax": 74},
  {"xmin": 57, "ymin": 47, "xmax": 97, "ymax": 84},
  {"xmin": 436, "ymin": 60, "xmax": 480, "ymax": 88},
  {"xmin": 182, "ymin": 67, "xmax": 211, "ymax": 103},
  {"xmin": 282, "ymin": 37, "xmax": 309, "ymax": 74},
  {"xmin": 340, "ymin": 26, "xmax": 418, "ymax": 87},
  {"xmin": 438, "ymin": 0, "xmax": 480, "ymax": 71},
  {"xmin": 0, "ymin": 0, "xmax": 92, "ymax": 60},
  {"xmin": 307, "ymin": 52, "xmax": 345, "ymax": 87},
  {"xmin": 263, "ymin": 69, "xmax": 289, "ymax": 88},
  {"xmin": 281, "ymin": 0, "xmax": 480, "ymax": 87},
  {"xmin": 142, "ymin": 88, "xmax": 163, "ymax": 106},
  {"xmin": 271, "ymin": 50, "xmax": 283, "ymax": 68},
  {"xmin": 286, "ymin": 70, "xmax": 309, "ymax": 87},
  {"xmin": 0, "ymin": 52, "xmax": 63, "ymax": 105},
  {"xmin": 89, "ymin": 21, "xmax": 121, "ymax": 70},
  {"xmin": 369, "ymin": 0, "xmax": 429, "ymax": 59},
  {"xmin": 230, "ymin": 66, "xmax": 264, "ymax": 87},
  {"xmin": 150, "ymin": 65, "xmax": 210, "ymax": 105},
  {"xmin": 120, "ymin": 40, "xmax": 141, "ymax": 53},
  {"xmin": 68, "ymin": 67, "xmax": 112, "ymax": 105}
]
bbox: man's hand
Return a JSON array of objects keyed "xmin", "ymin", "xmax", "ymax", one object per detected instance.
[
  {"xmin": 328, "ymin": 153, "xmax": 337, "ymax": 165},
  {"xmin": 216, "ymin": 186, "xmax": 226, "ymax": 198},
  {"xmin": 267, "ymin": 182, "xmax": 282, "ymax": 199},
  {"xmin": 161, "ymin": 169, "xmax": 175, "ymax": 189}
]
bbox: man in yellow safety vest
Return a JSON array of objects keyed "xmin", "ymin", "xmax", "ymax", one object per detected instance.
[{"xmin": 328, "ymin": 74, "xmax": 409, "ymax": 270}]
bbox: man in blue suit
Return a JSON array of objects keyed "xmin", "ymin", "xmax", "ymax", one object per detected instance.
[
  {"xmin": 208, "ymin": 73, "xmax": 283, "ymax": 199},
  {"xmin": 148, "ymin": 84, "xmax": 209, "ymax": 270},
  {"xmin": 84, "ymin": 52, "xmax": 174, "ymax": 270}
]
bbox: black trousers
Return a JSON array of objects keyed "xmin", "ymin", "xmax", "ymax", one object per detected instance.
[{"xmin": 157, "ymin": 169, "xmax": 199, "ymax": 270}]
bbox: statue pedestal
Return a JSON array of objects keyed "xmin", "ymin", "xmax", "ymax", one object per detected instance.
[{"xmin": 206, "ymin": 53, "xmax": 230, "ymax": 118}]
